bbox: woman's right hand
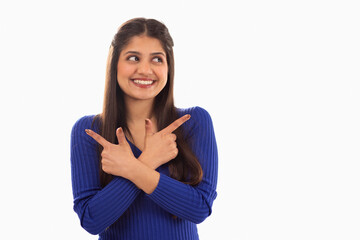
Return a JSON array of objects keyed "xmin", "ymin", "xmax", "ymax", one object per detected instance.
[{"xmin": 139, "ymin": 114, "xmax": 191, "ymax": 169}]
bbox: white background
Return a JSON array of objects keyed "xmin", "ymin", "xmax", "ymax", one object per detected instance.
[{"xmin": 1, "ymin": 0, "xmax": 359, "ymax": 239}]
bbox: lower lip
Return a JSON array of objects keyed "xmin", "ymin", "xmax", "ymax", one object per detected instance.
[{"xmin": 131, "ymin": 80, "xmax": 156, "ymax": 88}]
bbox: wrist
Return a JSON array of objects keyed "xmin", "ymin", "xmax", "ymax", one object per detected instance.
[
  {"xmin": 127, "ymin": 158, "xmax": 160, "ymax": 194},
  {"xmin": 138, "ymin": 152, "xmax": 157, "ymax": 170},
  {"xmin": 121, "ymin": 156, "xmax": 139, "ymax": 179}
]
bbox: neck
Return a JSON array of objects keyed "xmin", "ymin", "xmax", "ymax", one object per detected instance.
[{"xmin": 124, "ymin": 96, "xmax": 155, "ymax": 125}]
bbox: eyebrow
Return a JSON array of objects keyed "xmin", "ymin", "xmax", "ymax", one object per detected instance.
[{"xmin": 124, "ymin": 51, "xmax": 166, "ymax": 56}]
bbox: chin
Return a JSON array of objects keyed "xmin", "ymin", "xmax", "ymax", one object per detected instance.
[{"xmin": 130, "ymin": 94, "xmax": 157, "ymax": 101}]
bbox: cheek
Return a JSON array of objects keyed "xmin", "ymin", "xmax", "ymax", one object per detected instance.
[
  {"xmin": 158, "ymin": 66, "xmax": 168, "ymax": 81},
  {"xmin": 117, "ymin": 65, "xmax": 134, "ymax": 78}
]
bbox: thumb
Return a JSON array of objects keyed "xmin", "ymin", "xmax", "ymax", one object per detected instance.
[
  {"xmin": 145, "ymin": 119, "xmax": 154, "ymax": 136},
  {"xmin": 116, "ymin": 127, "xmax": 127, "ymax": 144}
]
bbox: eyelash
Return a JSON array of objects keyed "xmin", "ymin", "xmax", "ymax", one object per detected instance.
[
  {"xmin": 153, "ymin": 57, "xmax": 163, "ymax": 63},
  {"xmin": 127, "ymin": 56, "xmax": 139, "ymax": 62},
  {"xmin": 127, "ymin": 55, "xmax": 163, "ymax": 63}
]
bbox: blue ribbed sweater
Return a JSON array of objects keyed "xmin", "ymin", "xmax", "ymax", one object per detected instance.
[{"xmin": 70, "ymin": 106, "xmax": 218, "ymax": 239}]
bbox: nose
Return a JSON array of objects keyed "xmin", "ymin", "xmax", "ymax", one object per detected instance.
[{"xmin": 137, "ymin": 61, "xmax": 153, "ymax": 76}]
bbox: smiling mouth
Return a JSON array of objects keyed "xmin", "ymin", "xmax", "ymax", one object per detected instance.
[
  {"xmin": 132, "ymin": 79, "xmax": 155, "ymax": 85},
  {"xmin": 131, "ymin": 78, "xmax": 156, "ymax": 87}
]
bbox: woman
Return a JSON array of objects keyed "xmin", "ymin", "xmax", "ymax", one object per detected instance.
[{"xmin": 70, "ymin": 18, "xmax": 218, "ymax": 239}]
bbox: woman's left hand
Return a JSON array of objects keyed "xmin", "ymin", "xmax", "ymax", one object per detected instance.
[
  {"xmin": 85, "ymin": 127, "xmax": 136, "ymax": 179},
  {"xmin": 139, "ymin": 114, "xmax": 191, "ymax": 169}
]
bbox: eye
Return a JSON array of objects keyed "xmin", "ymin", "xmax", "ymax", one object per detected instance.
[
  {"xmin": 152, "ymin": 57, "xmax": 163, "ymax": 63},
  {"xmin": 127, "ymin": 56, "xmax": 139, "ymax": 62}
]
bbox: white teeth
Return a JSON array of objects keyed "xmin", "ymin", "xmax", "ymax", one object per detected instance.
[{"xmin": 133, "ymin": 80, "xmax": 154, "ymax": 85}]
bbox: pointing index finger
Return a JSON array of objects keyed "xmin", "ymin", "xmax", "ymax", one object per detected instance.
[
  {"xmin": 161, "ymin": 114, "xmax": 191, "ymax": 134},
  {"xmin": 85, "ymin": 129, "xmax": 110, "ymax": 147}
]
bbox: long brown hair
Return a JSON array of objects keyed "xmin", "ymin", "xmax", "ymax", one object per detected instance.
[{"xmin": 94, "ymin": 18, "xmax": 202, "ymax": 188}]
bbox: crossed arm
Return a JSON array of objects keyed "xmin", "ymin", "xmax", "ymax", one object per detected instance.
[
  {"xmin": 70, "ymin": 107, "xmax": 218, "ymax": 234},
  {"xmin": 84, "ymin": 114, "xmax": 190, "ymax": 194}
]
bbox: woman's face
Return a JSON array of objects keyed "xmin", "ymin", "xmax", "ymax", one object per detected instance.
[{"xmin": 117, "ymin": 35, "xmax": 168, "ymax": 102}]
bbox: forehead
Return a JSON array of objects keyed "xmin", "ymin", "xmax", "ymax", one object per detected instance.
[{"xmin": 122, "ymin": 35, "xmax": 165, "ymax": 54}]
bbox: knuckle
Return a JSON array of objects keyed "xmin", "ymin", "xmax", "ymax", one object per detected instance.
[
  {"xmin": 101, "ymin": 151, "xmax": 108, "ymax": 158},
  {"xmin": 171, "ymin": 149, "xmax": 178, "ymax": 158}
]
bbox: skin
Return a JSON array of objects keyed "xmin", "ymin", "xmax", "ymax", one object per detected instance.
[
  {"xmin": 117, "ymin": 35, "xmax": 168, "ymax": 103},
  {"xmin": 85, "ymin": 35, "xmax": 190, "ymax": 194}
]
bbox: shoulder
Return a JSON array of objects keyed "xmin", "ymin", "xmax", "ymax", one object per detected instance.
[
  {"xmin": 71, "ymin": 115, "xmax": 101, "ymax": 148},
  {"xmin": 71, "ymin": 115, "xmax": 100, "ymax": 135},
  {"xmin": 176, "ymin": 106, "xmax": 212, "ymax": 120},
  {"xmin": 176, "ymin": 106, "xmax": 214, "ymax": 136}
]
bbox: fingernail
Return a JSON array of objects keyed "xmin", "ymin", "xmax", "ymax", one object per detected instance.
[
  {"xmin": 85, "ymin": 129, "xmax": 90, "ymax": 134},
  {"xmin": 186, "ymin": 114, "xmax": 191, "ymax": 119}
]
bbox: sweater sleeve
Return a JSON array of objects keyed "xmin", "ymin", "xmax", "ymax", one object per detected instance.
[
  {"xmin": 70, "ymin": 116, "xmax": 141, "ymax": 235},
  {"xmin": 148, "ymin": 107, "xmax": 218, "ymax": 224}
]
